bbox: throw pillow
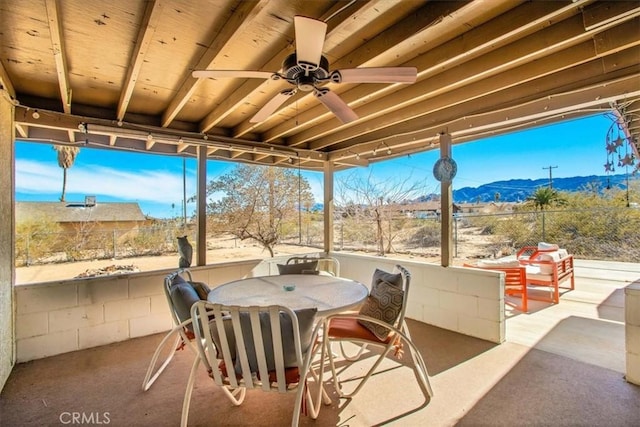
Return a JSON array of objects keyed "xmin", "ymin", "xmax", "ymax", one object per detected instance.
[
  {"xmin": 538, "ymin": 242, "xmax": 559, "ymax": 251},
  {"xmin": 358, "ymin": 280, "xmax": 405, "ymax": 341},
  {"xmin": 169, "ymin": 283, "xmax": 201, "ymax": 326},
  {"xmin": 188, "ymin": 281, "xmax": 211, "ymax": 300},
  {"xmin": 277, "ymin": 260, "xmax": 318, "ymax": 275},
  {"xmin": 371, "ymin": 268, "xmax": 403, "ymax": 289}
]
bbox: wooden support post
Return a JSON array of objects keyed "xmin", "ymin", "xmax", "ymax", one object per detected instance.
[
  {"xmin": 440, "ymin": 133, "xmax": 453, "ymax": 267},
  {"xmin": 196, "ymin": 146, "xmax": 207, "ymax": 266},
  {"xmin": 323, "ymin": 161, "xmax": 334, "ymax": 254}
]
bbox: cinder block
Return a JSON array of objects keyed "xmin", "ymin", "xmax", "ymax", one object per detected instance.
[
  {"xmin": 130, "ymin": 313, "xmax": 172, "ymax": 338},
  {"xmin": 440, "ymin": 291, "xmax": 478, "ymax": 315},
  {"xmin": 17, "ymin": 330, "xmax": 77, "ymax": 362},
  {"xmin": 625, "ymin": 323, "xmax": 640, "ymax": 355},
  {"xmin": 626, "ymin": 351, "xmax": 640, "ymax": 386},
  {"xmin": 461, "ymin": 275, "xmax": 503, "ymax": 299},
  {"xmin": 79, "ymin": 320, "xmax": 129, "ymax": 349},
  {"xmin": 478, "ymin": 297, "xmax": 504, "ymax": 322},
  {"xmin": 422, "ymin": 306, "xmax": 458, "ymax": 332},
  {"xmin": 129, "ymin": 275, "xmax": 166, "ymax": 298},
  {"xmin": 104, "ymin": 297, "xmax": 150, "ymax": 322},
  {"xmin": 151, "ymin": 294, "xmax": 171, "ymax": 315},
  {"xmin": 78, "ymin": 278, "xmax": 128, "ymax": 305},
  {"xmin": 625, "ymin": 287, "xmax": 640, "ymax": 326},
  {"xmin": 49, "ymin": 304, "xmax": 104, "ymax": 333},
  {"xmin": 408, "ymin": 285, "xmax": 439, "ymax": 308},
  {"xmin": 459, "ymin": 314, "xmax": 503, "ymax": 343},
  {"xmin": 15, "ymin": 283, "xmax": 77, "ymax": 314},
  {"xmin": 405, "ymin": 298, "xmax": 423, "ymax": 321},
  {"xmin": 15, "ymin": 312, "xmax": 48, "ymax": 339}
]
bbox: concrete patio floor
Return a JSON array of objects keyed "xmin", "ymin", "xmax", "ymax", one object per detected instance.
[{"xmin": 1, "ymin": 261, "xmax": 639, "ymax": 426}]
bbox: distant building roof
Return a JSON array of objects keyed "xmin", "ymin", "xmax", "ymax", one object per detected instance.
[{"xmin": 16, "ymin": 201, "xmax": 146, "ymax": 223}]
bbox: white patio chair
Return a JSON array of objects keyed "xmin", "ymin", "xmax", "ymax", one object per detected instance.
[
  {"xmin": 282, "ymin": 255, "xmax": 340, "ymax": 276},
  {"xmin": 182, "ymin": 301, "xmax": 331, "ymax": 427},
  {"xmin": 323, "ymin": 264, "xmax": 433, "ymax": 400},
  {"xmin": 142, "ymin": 269, "xmax": 201, "ymax": 391}
]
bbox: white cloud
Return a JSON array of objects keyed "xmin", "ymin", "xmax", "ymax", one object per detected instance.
[{"xmin": 16, "ymin": 159, "xmax": 193, "ymax": 203}]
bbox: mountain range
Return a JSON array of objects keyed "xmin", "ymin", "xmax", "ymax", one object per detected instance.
[{"xmin": 451, "ymin": 174, "xmax": 635, "ymax": 203}]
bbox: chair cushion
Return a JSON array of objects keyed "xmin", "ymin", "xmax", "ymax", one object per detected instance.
[
  {"xmin": 169, "ymin": 273, "xmax": 210, "ymax": 325},
  {"xmin": 277, "ymin": 260, "xmax": 318, "ymax": 275},
  {"xmin": 371, "ymin": 268, "xmax": 403, "ymax": 289},
  {"xmin": 477, "ymin": 258, "xmax": 521, "ymax": 268},
  {"xmin": 328, "ymin": 317, "xmax": 391, "ymax": 343},
  {"xmin": 210, "ymin": 308, "xmax": 317, "ymax": 375},
  {"xmin": 169, "ymin": 282, "xmax": 201, "ymax": 324},
  {"xmin": 209, "ymin": 315, "xmax": 237, "ymax": 360},
  {"xmin": 358, "ymin": 280, "xmax": 405, "ymax": 341}
]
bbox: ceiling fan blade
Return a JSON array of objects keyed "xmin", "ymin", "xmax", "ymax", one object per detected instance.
[
  {"xmin": 294, "ymin": 16, "xmax": 327, "ymax": 71},
  {"xmin": 192, "ymin": 70, "xmax": 273, "ymax": 79},
  {"xmin": 331, "ymin": 67, "xmax": 417, "ymax": 84},
  {"xmin": 250, "ymin": 89, "xmax": 297, "ymax": 123},
  {"xmin": 314, "ymin": 88, "xmax": 358, "ymax": 124}
]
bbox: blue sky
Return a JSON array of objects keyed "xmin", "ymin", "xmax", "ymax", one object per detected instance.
[{"xmin": 15, "ymin": 112, "xmax": 628, "ymax": 219}]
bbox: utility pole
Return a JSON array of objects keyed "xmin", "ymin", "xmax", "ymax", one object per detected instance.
[{"xmin": 542, "ymin": 165, "xmax": 558, "ymax": 189}]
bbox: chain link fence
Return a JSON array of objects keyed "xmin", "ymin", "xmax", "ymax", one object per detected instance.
[
  {"xmin": 15, "ymin": 224, "xmax": 189, "ymax": 267},
  {"xmin": 325, "ymin": 207, "xmax": 640, "ymax": 262},
  {"xmin": 16, "ymin": 207, "xmax": 640, "ymax": 266}
]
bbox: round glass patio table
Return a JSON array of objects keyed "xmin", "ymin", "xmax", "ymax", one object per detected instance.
[{"xmin": 208, "ymin": 274, "xmax": 368, "ymax": 316}]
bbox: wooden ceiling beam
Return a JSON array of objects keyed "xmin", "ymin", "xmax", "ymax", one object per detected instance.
[
  {"xmin": 303, "ymin": 13, "xmax": 640, "ymax": 151},
  {"xmin": 0, "ymin": 60, "xmax": 16, "ymax": 99},
  {"xmin": 44, "ymin": 0, "xmax": 75, "ymax": 142},
  {"xmin": 44, "ymin": 0, "xmax": 71, "ymax": 114},
  {"xmin": 199, "ymin": 0, "xmax": 376, "ymax": 134},
  {"xmin": 328, "ymin": 70, "xmax": 640, "ymax": 159},
  {"xmin": 162, "ymin": 0, "xmax": 270, "ymax": 128},
  {"xmin": 260, "ymin": 0, "xmax": 592, "ymax": 145},
  {"xmin": 117, "ymin": 0, "xmax": 164, "ymax": 122},
  {"xmin": 231, "ymin": 0, "xmax": 479, "ymax": 139}
]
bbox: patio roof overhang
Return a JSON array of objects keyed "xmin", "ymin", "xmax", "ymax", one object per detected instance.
[{"xmin": 1, "ymin": 0, "xmax": 639, "ymax": 170}]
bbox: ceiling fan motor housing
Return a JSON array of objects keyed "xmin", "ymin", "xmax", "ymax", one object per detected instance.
[{"xmin": 283, "ymin": 53, "xmax": 330, "ymax": 91}]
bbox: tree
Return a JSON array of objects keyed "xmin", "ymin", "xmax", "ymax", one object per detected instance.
[
  {"xmin": 524, "ymin": 187, "xmax": 567, "ymax": 241},
  {"xmin": 53, "ymin": 145, "xmax": 80, "ymax": 202},
  {"xmin": 205, "ymin": 164, "xmax": 314, "ymax": 257},
  {"xmin": 336, "ymin": 170, "xmax": 425, "ymax": 256},
  {"xmin": 525, "ymin": 187, "xmax": 566, "ymax": 211}
]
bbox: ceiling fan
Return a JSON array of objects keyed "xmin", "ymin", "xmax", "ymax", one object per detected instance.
[{"xmin": 192, "ymin": 16, "xmax": 417, "ymax": 124}]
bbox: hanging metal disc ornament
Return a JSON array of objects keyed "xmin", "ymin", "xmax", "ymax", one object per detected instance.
[{"xmin": 433, "ymin": 157, "xmax": 457, "ymax": 182}]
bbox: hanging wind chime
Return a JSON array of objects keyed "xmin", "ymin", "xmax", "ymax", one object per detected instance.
[{"xmin": 604, "ymin": 113, "xmax": 636, "ymax": 204}]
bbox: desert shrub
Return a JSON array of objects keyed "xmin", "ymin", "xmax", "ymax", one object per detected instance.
[
  {"xmin": 15, "ymin": 218, "xmax": 62, "ymax": 266},
  {"xmin": 122, "ymin": 226, "xmax": 172, "ymax": 256},
  {"xmin": 408, "ymin": 220, "xmax": 440, "ymax": 247}
]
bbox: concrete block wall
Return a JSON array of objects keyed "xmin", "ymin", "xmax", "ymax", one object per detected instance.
[
  {"xmin": 332, "ymin": 253, "xmax": 505, "ymax": 343},
  {"xmin": 13, "ymin": 253, "xmax": 504, "ymax": 362},
  {"xmin": 625, "ymin": 281, "xmax": 640, "ymax": 385},
  {"xmin": 14, "ymin": 258, "xmax": 280, "ymax": 362}
]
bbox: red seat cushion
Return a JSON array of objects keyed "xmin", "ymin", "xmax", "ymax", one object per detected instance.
[
  {"xmin": 217, "ymin": 360, "xmax": 300, "ymax": 385},
  {"xmin": 327, "ymin": 317, "xmax": 391, "ymax": 344}
]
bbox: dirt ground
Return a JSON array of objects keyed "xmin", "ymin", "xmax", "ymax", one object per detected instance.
[{"xmin": 15, "ymin": 228, "xmax": 496, "ymax": 284}]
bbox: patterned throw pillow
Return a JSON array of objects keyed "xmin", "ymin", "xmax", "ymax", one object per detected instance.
[
  {"xmin": 371, "ymin": 268, "xmax": 403, "ymax": 288},
  {"xmin": 358, "ymin": 280, "xmax": 405, "ymax": 341}
]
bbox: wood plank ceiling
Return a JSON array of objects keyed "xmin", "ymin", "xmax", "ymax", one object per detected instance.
[{"xmin": 1, "ymin": 0, "xmax": 639, "ymax": 172}]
